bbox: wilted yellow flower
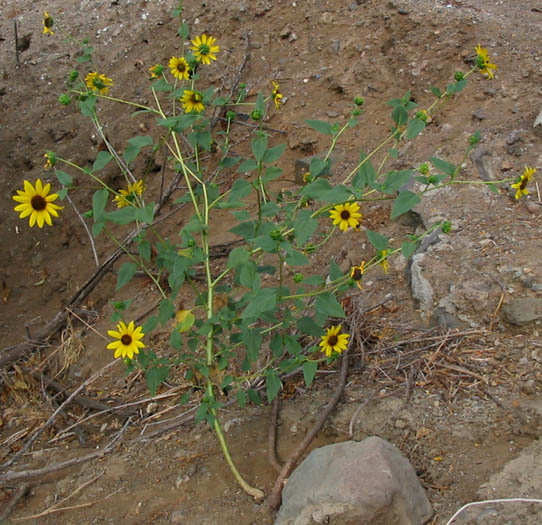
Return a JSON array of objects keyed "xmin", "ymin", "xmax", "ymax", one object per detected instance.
[
  {"xmin": 271, "ymin": 81, "xmax": 283, "ymax": 110},
  {"xmin": 378, "ymin": 249, "xmax": 389, "ymax": 274},
  {"xmin": 114, "ymin": 180, "xmax": 144, "ymax": 208},
  {"xmin": 85, "ymin": 72, "xmax": 113, "ymax": 95},
  {"xmin": 43, "ymin": 11, "xmax": 54, "ymax": 35},
  {"xmin": 475, "ymin": 44, "xmax": 497, "ymax": 79},
  {"xmin": 43, "ymin": 152, "xmax": 56, "ymax": 170},
  {"xmin": 511, "ymin": 166, "xmax": 536, "ymax": 200},
  {"xmin": 350, "ymin": 262, "xmax": 366, "ymax": 290},
  {"xmin": 149, "ymin": 63, "xmax": 163, "ymax": 79},
  {"xmin": 181, "ymin": 90, "xmax": 205, "ymax": 113}
]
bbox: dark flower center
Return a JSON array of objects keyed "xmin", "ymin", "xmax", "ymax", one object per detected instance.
[
  {"xmin": 340, "ymin": 210, "xmax": 351, "ymax": 220},
  {"xmin": 121, "ymin": 334, "xmax": 133, "ymax": 346},
  {"xmin": 192, "ymin": 93, "xmax": 203, "ymax": 103},
  {"xmin": 352, "ymin": 269, "xmax": 362, "ymax": 281},
  {"xmin": 176, "ymin": 63, "xmax": 187, "ymax": 72},
  {"xmin": 327, "ymin": 335, "xmax": 338, "ymax": 347},
  {"xmin": 44, "ymin": 17, "xmax": 54, "ymax": 29},
  {"xmin": 31, "ymin": 195, "xmax": 47, "ymax": 211},
  {"xmin": 520, "ymin": 177, "xmax": 528, "ymax": 190},
  {"xmin": 199, "ymin": 44, "xmax": 210, "ymax": 55}
]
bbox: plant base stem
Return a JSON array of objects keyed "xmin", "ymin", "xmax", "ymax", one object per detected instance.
[{"xmin": 212, "ymin": 412, "xmax": 264, "ymax": 500}]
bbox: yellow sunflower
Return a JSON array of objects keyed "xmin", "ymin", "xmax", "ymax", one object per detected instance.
[
  {"xmin": 181, "ymin": 90, "xmax": 205, "ymax": 113},
  {"xmin": 271, "ymin": 81, "xmax": 283, "ymax": 110},
  {"xmin": 319, "ymin": 324, "xmax": 349, "ymax": 357},
  {"xmin": 168, "ymin": 56, "xmax": 191, "ymax": 80},
  {"xmin": 511, "ymin": 166, "xmax": 536, "ymax": 200},
  {"xmin": 43, "ymin": 11, "xmax": 54, "ymax": 35},
  {"xmin": 85, "ymin": 72, "xmax": 113, "ymax": 95},
  {"xmin": 350, "ymin": 262, "xmax": 366, "ymax": 290},
  {"xmin": 329, "ymin": 202, "xmax": 362, "ymax": 232},
  {"xmin": 190, "ymin": 34, "xmax": 220, "ymax": 65},
  {"xmin": 107, "ymin": 321, "xmax": 145, "ymax": 359},
  {"xmin": 475, "ymin": 44, "xmax": 497, "ymax": 79},
  {"xmin": 12, "ymin": 179, "xmax": 62, "ymax": 228},
  {"xmin": 113, "ymin": 180, "xmax": 144, "ymax": 208}
]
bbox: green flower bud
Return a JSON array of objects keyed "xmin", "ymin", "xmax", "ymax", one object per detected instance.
[
  {"xmin": 454, "ymin": 71, "xmax": 465, "ymax": 81},
  {"xmin": 251, "ymin": 109, "xmax": 263, "ymax": 121},
  {"xmin": 354, "ymin": 97, "xmax": 365, "ymax": 107},
  {"xmin": 58, "ymin": 94, "xmax": 71, "ymax": 106},
  {"xmin": 442, "ymin": 220, "xmax": 452, "ymax": 233}
]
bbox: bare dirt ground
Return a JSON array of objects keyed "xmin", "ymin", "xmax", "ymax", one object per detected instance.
[{"xmin": 1, "ymin": 0, "xmax": 542, "ymax": 523}]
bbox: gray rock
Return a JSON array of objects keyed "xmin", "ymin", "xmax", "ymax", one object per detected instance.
[
  {"xmin": 502, "ymin": 297, "xmax": 542, "ymax": 325},
  {"xmin": 470, "ymin": 147, "xmax": 494, "ymax": 181},
  {"xmin": 409, "ymin": 254, "xmax": 434, "ymax": 314},
  {"xmin": 275, "ymin": 437, "xmax": 433, "ymax": 525}
]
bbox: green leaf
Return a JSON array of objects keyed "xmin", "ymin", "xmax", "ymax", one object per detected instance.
[
  {"xmin": 297, "ymin": 316, "xmax": 322, "ymax": 336},
  {"xmin": 124, "ymin": 135, "xmax": 153, "ymax": 164},
  {"xmin": 195, "ymin": 403, "xmax": 208, "ymax": 424},
  {"xmin": 266, "ymin": 373, "xmax": 282, "ymax": 403},
  {"xmin": 354, "ymin": 155, "xmax": 376, "ymax": 189},
  {"xmin": 315, "ymin": 292, "xmax": 345, "ymax": 318},
  {"xmin": 329, "ymin": 260, "xmax": 343, "ymax": 280},
  {"xmin": 78, "ymin": 95, "xmax": 96, "ymax": 117},
  {"xmin": 401, "ymin": 240, "xmax": 418, "ymax": 259},
  {"xmin": 55, "ymin": 170, "xmax": 73, "ymax": 187},
  {"xmin": 247, "ymin": 388, "xmax": 261, "ymax": 406},
  {"xmin": 430, "ymin": 156, "xmax": 456, "ymax": 176},
  {"xmin": 158, "ymin": 299, "xmax": 175, "ymax": 325},
  {"xmin": 382, "ymin": 169, "xmax": 413, "ymax": 194},
  {"xmin": 138, "ymin": 240, "xmax": 151, "ymax": 262},
  {"xmin": 227, "ymin": 247, "xmax": 250, "ymax": 268},
  {"xmin": 142, "ymin": 316, "xmax": 158, "ymax": 334},
  {"xmin": 310, "ymin": 157, "xmax": 330, "ymax": 178},
  {"xmin": 251, "ymin": 134, "xmax": 268, "ymax": 162},
  {"xmin": 303, "ymin": 361, "xmax": 318, "ymax": 387},
  {"xmin": 263, "ymin": 143, "xmax": 285, "ymax": 164},
  {"xmin": 294, "ymin": 210, "xmax": 318, "ymax": 247},
  {"xmin": 178, "ymin": 21, "xmax": 189, "ymax": 39},
  {"xmin": 92, "ymin": 188, "xmax": 109, "ymax": 223},
  {"xmin": 116, "ymin": 262, "xmax": 137, "ymax": 290},
  {"xmin": 306, "ymin": 119, "xmax": 334, "ymax": 135},
  {"xmin": 430, "ymin": 86, "xmax": 442, "ymax": 98},
  {"xmin": 187, "ymin": 130, "xmax": 211, "ymax": 151},
  {"xmin": 237, "ymin": 159, "xmax": 259, "ymax": 173},
  {"xmin": 157, "ymin": 114, "xmax": 195, "ymax": 131},
  {"xmin": 106, "ymin": 207, "xmax": 138, "ymax": 225},
  {"xmin": 263, "ymin": 166, "xmax": 283, "ymax": 184},
  {"xmin": 285, "ymin": 249, "xmax": 309, "ymax": 266},
  {"xmin": 93, "ymin": 151, "xmax": 113, "ymax": 172},
  {"xmin": 236, "ymin": 389, "xmax": 246, "ymax": 407},
  {"xmin": 228, "ymin": 179, "xmax": 252, "ymax": 202},
  {"xmin": 261, "ymin": 202, "xmax": 280, "ymax": 217},
  {"xmin": 406, "ymin": 118, "xmax": 426, "ymax": 139},
  {"xmin": 219, "ymin": 156, "xmax": 241, "ymax": 169},
  {"xmin": 136, "ymin": 202, "xmax": 155, "ymax": 224},
  {"xmin": 284, "ymin": 335, "xmax": 301, "ymax": 356},
  {"xmin": 391, "ymin": 190, "xmax": 421, "ymax": 219},
  {"xmin": 301, "ymin": 179, "xmax": 351, "ymax": 203},
  {"xmin": 170, "ymin": 329, "xmax": 182, "ymax": 349},
  {"xmin": 145, "ymin": 366, "xmax": 169, "ymax": 395},
  {"xmin": 239, "ymin": 260, "xmax": 259, "ymax": 288},
  {"xmin": 366, "ymin": 229, "xmax": 389, "ymax": 251},
  {"xmin": 391, "ymin": 105, "xmax": 408, "ymax": 126},
  {"xmin": 487, "ymin": 182, "xmax": 499, "ymax": 194},
  {"xmin": 244, "ymin": 329, "xmax": 262, "ymax": 362},
  {"xmin": 243, "ymin": 288, "xmax": 276, "ymax": 318}
]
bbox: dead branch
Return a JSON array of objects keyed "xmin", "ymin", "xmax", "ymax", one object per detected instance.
[
  {"xmin": 269, "ymin": 346, "xmax": 350, "ymax": 510},
  {"xmin": 268, "ymin": 396, "xmax": 282, "ymax": 474},
  {"xmin": 0, "ymin": 482, "xmax": 30, "ymax": 522},
  {"xmin": 1, "ymin": 360, "xmax": 119, "ymax": 470}
]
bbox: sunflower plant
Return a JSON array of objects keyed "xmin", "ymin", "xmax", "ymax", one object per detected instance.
[{"xmin": 19, "ymin": 7, "xmax": 536, "ymax": 499}]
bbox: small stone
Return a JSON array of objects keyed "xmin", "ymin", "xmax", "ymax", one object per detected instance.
[
  {"xmin": 472, "ymin": 108, "xmax": 487, "ymax": 120},
  {"xmin": 526, "ymin": 202, "xmax": 542, "ymax": 215},
  {"xmin": 502, "ymin": 297, "xmax": 542, "ymax": 326},
  {"xmin": 279, "ymin": 26, "xmax": 291, "ymax": 39},
  {"xmin": 330, "ymin": 39, "xmax": 340, "ymax": 54},
  {"xmin": 398, "ymin": 8, "xmax": 409, "ymax": 14},
  {"xmin": 501, "ymin": 160, "xmax": 513, "ymax": 171},
  {"xmin": 289, "ymin": 32, "xmax": 298, "ymax": 42},
  {"xmin": 506, "ymin": 130, "xmax": 522, "ymax": 145},
  {"xmin": 326, "ymin": 110, "xmax": 339, "ymax": 118},
  {"xmin": 484, "ymin": 87, "xmax": 497, "ymax": 97}
]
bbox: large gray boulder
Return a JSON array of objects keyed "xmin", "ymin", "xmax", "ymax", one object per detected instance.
[{"xmin": 275, "ymin": 437, "xmax": 432, "ymax": 525}]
